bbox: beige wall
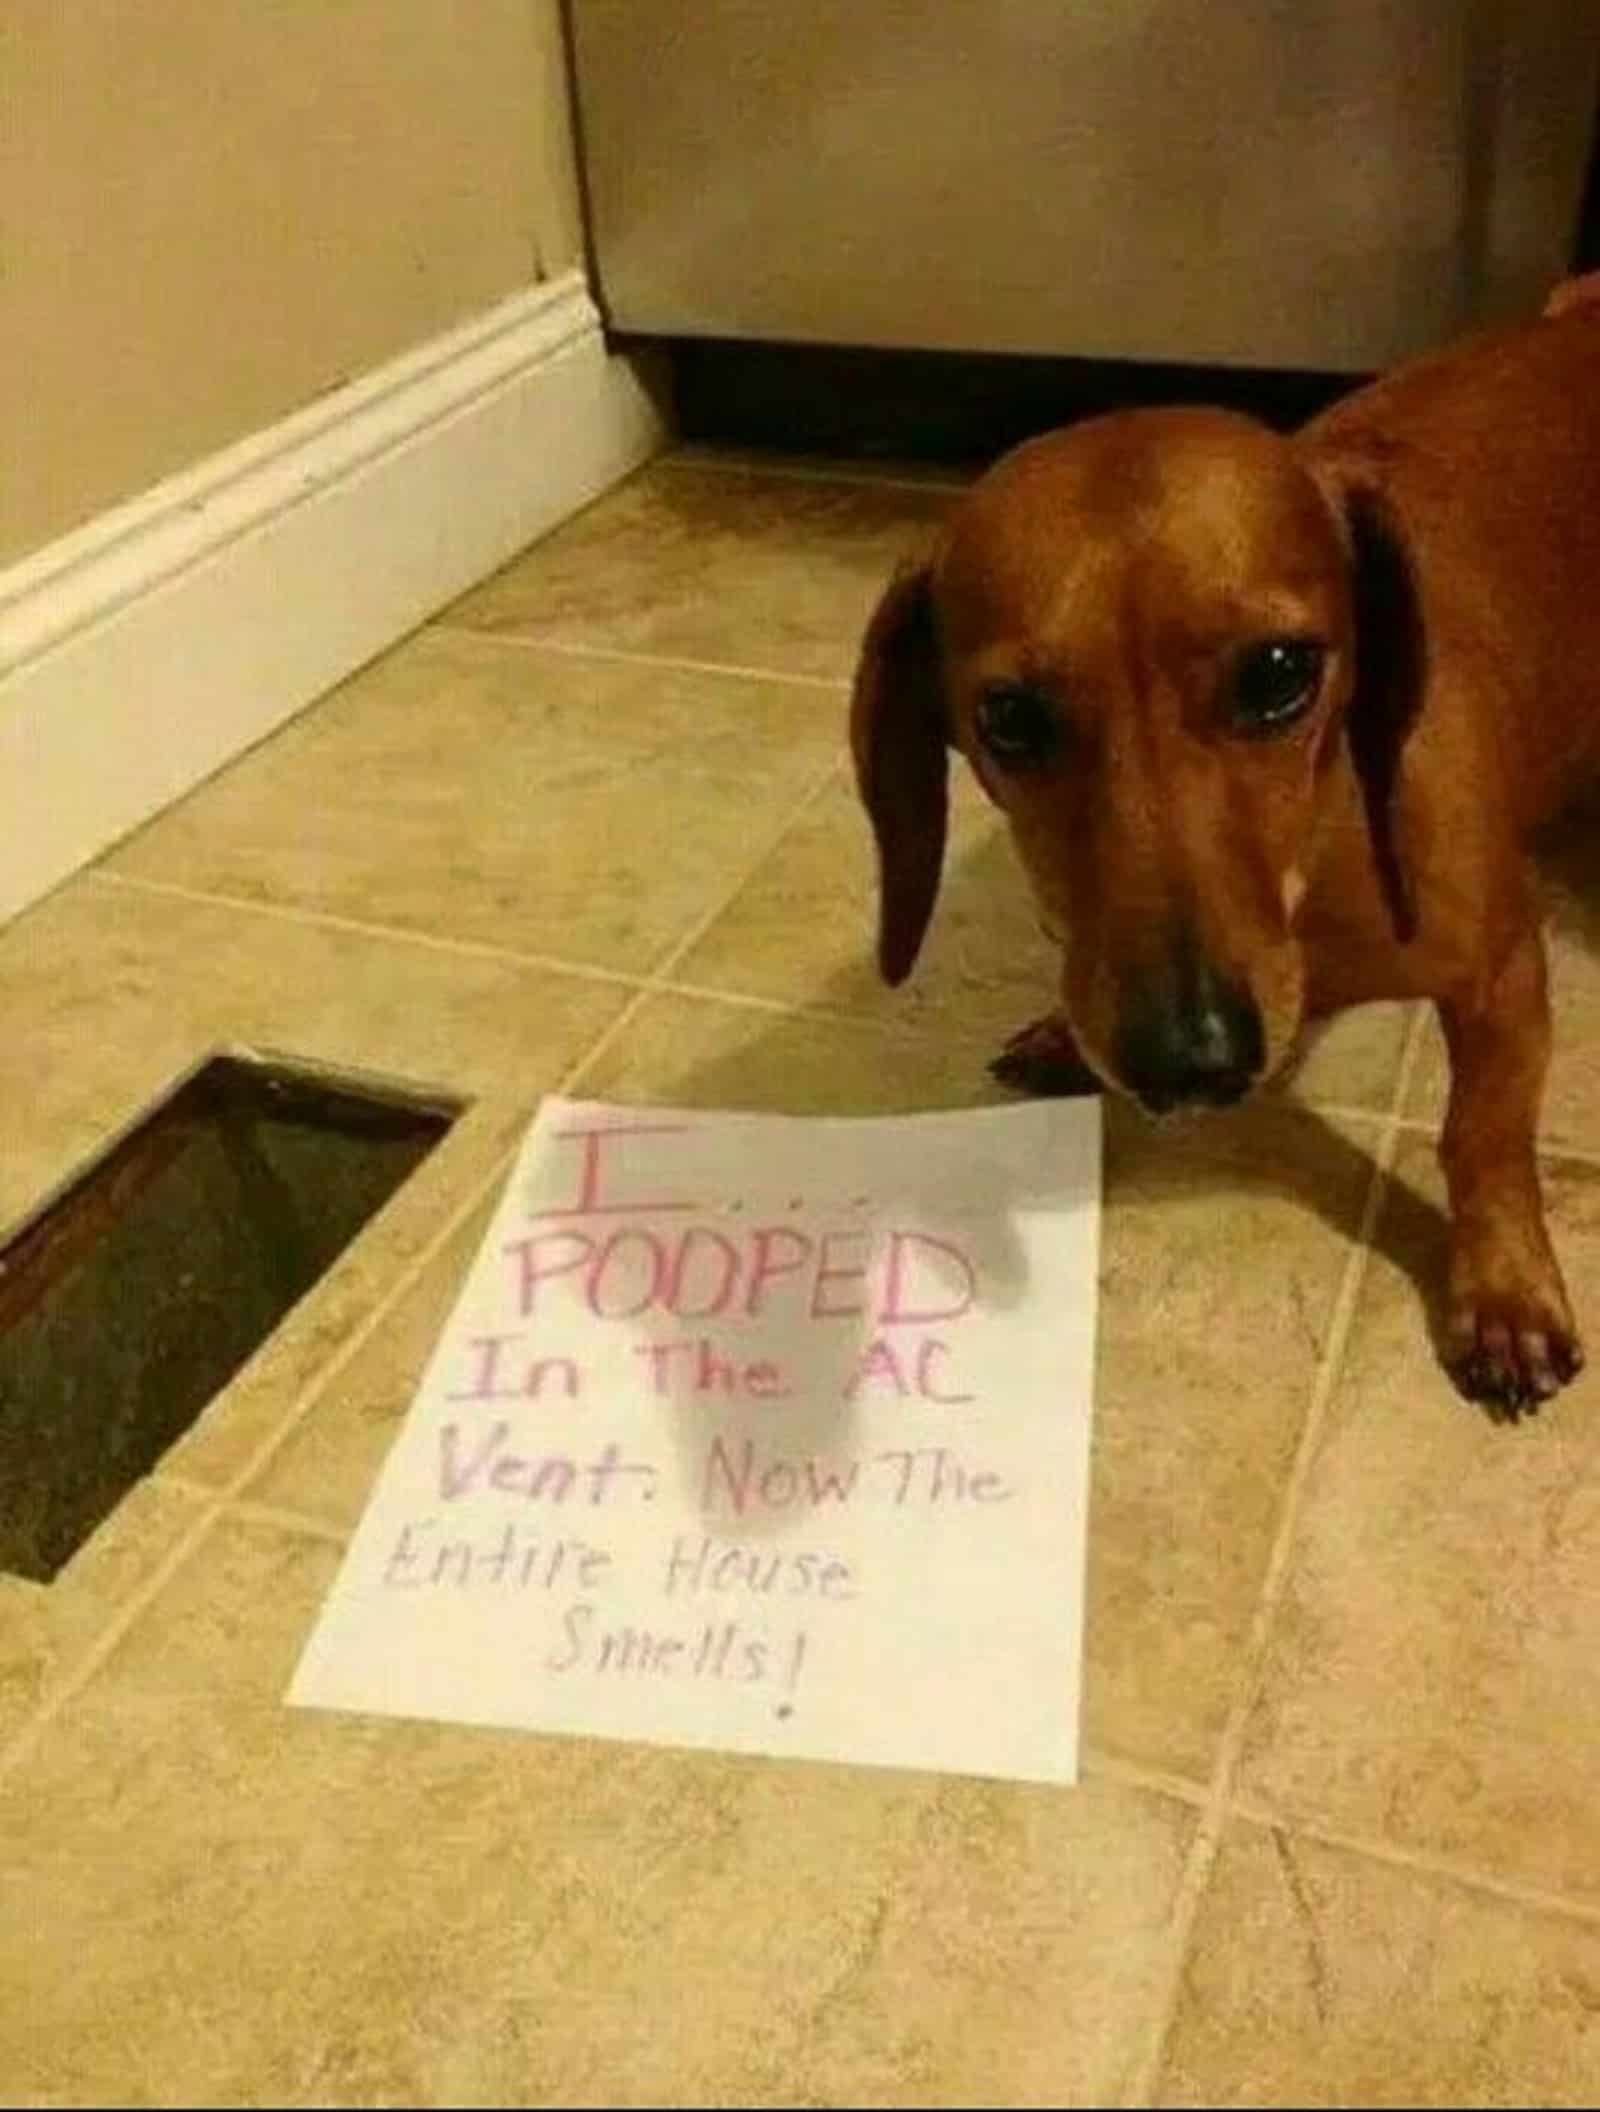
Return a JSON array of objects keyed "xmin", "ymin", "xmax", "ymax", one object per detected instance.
[{"xmin": 1, "ymin": 0, "xmax": 585, "ymax": 566}]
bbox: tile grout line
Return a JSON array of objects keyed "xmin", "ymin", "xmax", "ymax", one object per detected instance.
[
  {"xmin": 426, "ymin": 620, "xmax": 852, "ymax": 694},
  {"xmin": 88, "ymin": 862, "xmax": 1043, "ymax": 1059},
  {"xmin": 1358, "ymin": 1100, "xmax": 1600, "ymax": 1177},
  {"xmin": 1228, "ymin": 1795, "xmax": 1600, "ymax": 1935},
  {"xmin": 0, "ymin": 1491, "xmax": 225, "ymax": 1786},
  {"xmin": 158, "ymin": 1472, "xmax": 351, "ymax": 1550},
  {"xmin": 85, "ymin": 866, "xmax": 658, "ymax": 994},
  {"xmin": 1122, "ymin": 1005, "xmax": 1428, "ymax": 2109},
  {"xmin": 1081, "ymin": 1749, "xmax": 1212, "ymax": 1812}
]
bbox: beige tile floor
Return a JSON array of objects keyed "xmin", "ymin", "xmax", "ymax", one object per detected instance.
[{"xmin": 5, "ymin": 453, "xmax": 1600, "ymax": 2106}]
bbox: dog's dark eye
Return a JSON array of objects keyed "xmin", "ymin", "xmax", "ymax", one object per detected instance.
[
  {"xmin": 1229, "ymin": 639, "xmax": 1325, "ymax": 733},
  {"xmin": 975, "ymin": 683, "xmax": 1059, "ymax": 769}
]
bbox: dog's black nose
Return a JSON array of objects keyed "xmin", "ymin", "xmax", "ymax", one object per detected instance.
[{"xmin": 1114, "ymin": 960, "xmax": 1265, "ymax": 1113}]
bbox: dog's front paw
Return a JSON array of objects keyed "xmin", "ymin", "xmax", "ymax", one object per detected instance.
[
  {"xmin": 1444, "ymin": 1256, "xmax": 1585, "ymax": 1420},
  {"xmin": 990, "ymin": 1015, "xmax": 1101, "ymax": 1098}
]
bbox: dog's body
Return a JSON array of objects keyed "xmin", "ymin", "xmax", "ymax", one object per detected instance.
[{"xmin": 852, "ymin": 283, "xmax": 1600, "ymax": 1414}]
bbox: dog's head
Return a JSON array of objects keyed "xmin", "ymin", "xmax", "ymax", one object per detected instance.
[{"xmin": 851, "ymin": 408, "xmax": 1422, "ymax": 1112}]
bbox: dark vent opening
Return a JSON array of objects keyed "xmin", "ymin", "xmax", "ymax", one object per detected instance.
[{"xmin": 0, "ymin": 1056, "xmax": 456, "ymax": 1583}]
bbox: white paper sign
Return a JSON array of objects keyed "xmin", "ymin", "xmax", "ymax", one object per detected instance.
[{"xmin": 289, "ymin": 1095, "xmax": 1101, "ymax": 1785}]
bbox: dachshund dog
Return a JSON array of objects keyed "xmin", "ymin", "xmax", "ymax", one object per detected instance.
[{"xmin": 851, "ymin": 279, "xmax": 1600, "ymax": 1416}]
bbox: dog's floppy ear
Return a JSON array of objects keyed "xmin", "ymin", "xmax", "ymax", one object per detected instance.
[
  {"xmin": 1335, "ymin": 477, "xmax": 1426, "ymax": 944},
  {"xmin": 850, "ymin": 560, "xmax": 949, "ymax": 984}
]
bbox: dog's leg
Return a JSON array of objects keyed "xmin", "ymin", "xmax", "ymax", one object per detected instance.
[
  {"xmin": 990, "ymin": 1013, "xmax": 1101, "ymax": 1097},
  {"xmin": 1438, "ymin": 924, "xmax": 1582, "ymax": 1415}
]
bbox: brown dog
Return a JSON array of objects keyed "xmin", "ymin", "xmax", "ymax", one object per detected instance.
[{"xmin": 851, "ymin": 282, "xmax": 1600, "ymax": 1416}]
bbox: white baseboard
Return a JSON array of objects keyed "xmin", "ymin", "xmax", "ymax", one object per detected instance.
[{"xmin": 0, "ymin": 271, "xmax": 667, "ymax": 924}]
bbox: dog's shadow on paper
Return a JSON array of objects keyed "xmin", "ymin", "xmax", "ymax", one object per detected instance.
[
  {"xmin": 605, "ymin": 803, "xmax": 1474, "ymax": 1518},
  {"xmin": 620, "ymin": 820, "xmax": 1077, "ymax": 1526}
]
